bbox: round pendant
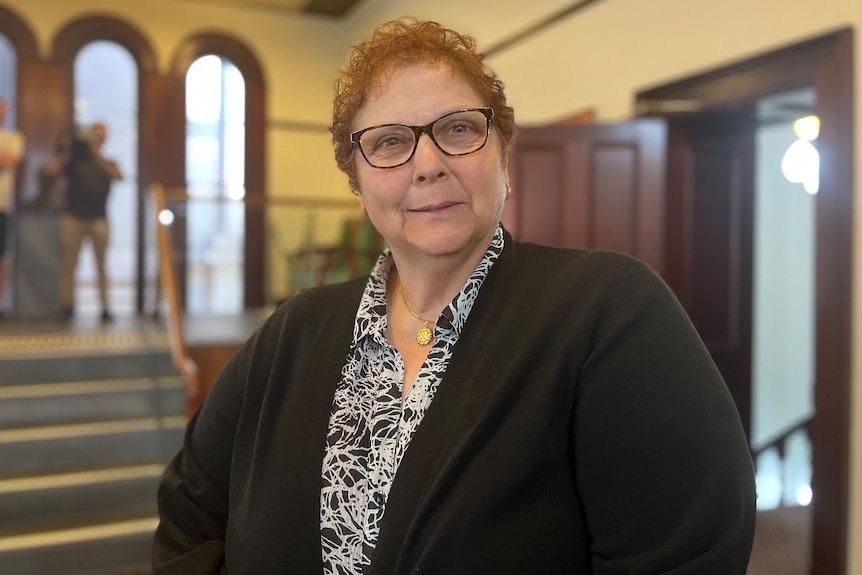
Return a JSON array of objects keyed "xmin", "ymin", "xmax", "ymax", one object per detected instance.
[{"xmin": 416, "ymin": 324, "xmax": 433, "ymax": 346}]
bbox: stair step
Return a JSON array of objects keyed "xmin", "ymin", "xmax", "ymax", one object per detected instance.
[
  {"xmin": 0, "ymin": 516, "xmax": 157, "ymax": 575},
  {"xmin": 0, "ymin": 463, "xmax": 167, "ymax": 531},
  {"xmin": 0, "ymin": 351, "xmax": 176, "ymax": 386},
  {"xmin": 0, "ymin": 325, "xmax": 182, "ymax": 574},
  {"xmin": 0, "ymin": 417, "xmax": 186, "ymax": 478},
  {"xmin": 0, "ymin": 377, "xmax": 185, "ymax": 429}
]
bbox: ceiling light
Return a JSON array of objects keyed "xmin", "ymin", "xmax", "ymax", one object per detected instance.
[{"xmin": 793, "ymin": 115, "xmax": 820, "ymax": 141}]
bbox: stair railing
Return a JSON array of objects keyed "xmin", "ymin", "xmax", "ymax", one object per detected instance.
[
  {"xmin": 149, "ymin": 184, "xmax": 373, "ymax": 414},
  {"xmin": 750, "ymin": 414, "xmax": 813, "ymax": 507},
  {"xmin": 151, "ymin": 182, "xmax": 200, "ymax": 419}
]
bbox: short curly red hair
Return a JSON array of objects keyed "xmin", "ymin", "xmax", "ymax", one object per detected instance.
[{"xmin": 331, "ymin": 18, "xmax": 516, "ymax": 193}]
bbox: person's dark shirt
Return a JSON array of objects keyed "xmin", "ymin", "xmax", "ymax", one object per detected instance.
[{"xmin": 64, "ymin": 140, "xmax": 115, "ymax": 219}]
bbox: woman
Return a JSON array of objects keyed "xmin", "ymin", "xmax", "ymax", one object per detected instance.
[{"xmin": 154, "ymin": 19, "xmax": 755, "ymax": 574}]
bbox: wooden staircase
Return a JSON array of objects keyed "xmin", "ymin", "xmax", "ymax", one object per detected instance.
[{"xmin": 0, "ymin": 330, "xmax": 185, "ymax": 575}]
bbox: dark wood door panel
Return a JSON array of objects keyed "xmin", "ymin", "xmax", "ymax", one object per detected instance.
[
  {"xmin": 504, "ymin": 119, "xmax": 667, "ymax": 275},
  {"xmin": 671, "ymin": 111, "xmax": 756, "ymax": 440},
  {"xmin": 590, "ymin": 143, "xmax": 638, "ymax": 254}
]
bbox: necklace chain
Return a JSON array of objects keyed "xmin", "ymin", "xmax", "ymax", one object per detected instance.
[{"xmin": 398, "ymin": 285, "xmax": 435, "ymax": 346}]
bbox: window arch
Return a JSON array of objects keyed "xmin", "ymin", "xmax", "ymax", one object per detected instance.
[
  {"xmin": 52, "ymin": 15, "xmax": 157, "ymax": 314},
  {"xmin": 0, "ymin": 5, "xmax": 38, "ymax": 62},
  {"xmin": 171, "ymin": 33, "xmax": 266, "ymax": 309}
]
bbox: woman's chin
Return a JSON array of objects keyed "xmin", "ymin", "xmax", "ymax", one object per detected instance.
[{"xmin": 400, "ymin": 227, "xmax": 490, "ymax": 261}]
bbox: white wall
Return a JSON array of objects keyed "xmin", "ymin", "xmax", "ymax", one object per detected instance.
[
  {"xmin": 752, "ymin": 117, "xmax": 817, "ymax": 510},
  {"xmin": 752, "ymin": 121, "xmax": 816, "ymax": 450},
  {"xmin": 1, "ymin": 0, "xmax": 860, "ymax": 571}
]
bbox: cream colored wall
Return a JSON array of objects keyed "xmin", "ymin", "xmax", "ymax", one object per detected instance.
[
  {"xmin": 2, "ymin": 0, "xmax": 860, "ymax": 571},
  {"xmin": 1, "ymin": 0, "xmax": 353, "ymax": 201}
]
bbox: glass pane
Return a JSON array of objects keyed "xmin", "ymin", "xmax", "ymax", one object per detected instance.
[
  {"xmin": 186, "ymin": 55, "xmax": 223, "ymax": 124},
  {"xmin": 185, "ymin": 55, "xmax": 245, "ymax": 315},
  {"xmin": 223, "ymin": 62, "xmax": 245, "ymax": 200},
  {"xmin": 73, "ymin": 40, "xmax": 138, "ymax": 318},
  {"xmin": 0, "ymin": 34, "xmax": 16, "ymax": 123}
]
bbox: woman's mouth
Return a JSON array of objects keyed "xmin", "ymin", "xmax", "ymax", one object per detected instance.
[{"xmin": 413, "ymin": 202, "xmax": 458, "ymax": 213}]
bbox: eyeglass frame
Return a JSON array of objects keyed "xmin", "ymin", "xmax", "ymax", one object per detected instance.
[{"xmin": 349, "ymin": 107, "xmax": 495, "ymax": 169}]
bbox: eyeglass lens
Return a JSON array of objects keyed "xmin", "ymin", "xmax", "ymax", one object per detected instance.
[{"xmin": 357, "ymin": 109, "xmax": 490, "ymax": 168}]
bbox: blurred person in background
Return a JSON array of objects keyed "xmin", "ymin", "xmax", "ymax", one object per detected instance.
[{"xmin": 48, "ymin": 122, "xmax": 122, "ymax": 321}]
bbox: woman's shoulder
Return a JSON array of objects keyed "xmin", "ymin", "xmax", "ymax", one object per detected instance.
[
  {"xmin": 496, "ymin": 239, "xmax": 676, "ymax": 321},
  {"xmin": 265, "ymin": 276, "xmax": 367, "ymax": 330},
  {"xmin": 231, "ymin": 277, "xmax": 366, "ymax": 367},
  {"xmin": 508, "ymin": 239, "xmax": 652, "ymax": 283}
]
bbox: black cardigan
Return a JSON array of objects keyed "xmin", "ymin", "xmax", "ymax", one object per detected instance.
[{"xmin": 154, "ymin": 233, "xmax": 756, "ymax": 574}]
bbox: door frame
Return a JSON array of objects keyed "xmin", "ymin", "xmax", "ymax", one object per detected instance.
[{"xmin": 636, "ymin": 28, "xmax": 853, "ymax": 575}]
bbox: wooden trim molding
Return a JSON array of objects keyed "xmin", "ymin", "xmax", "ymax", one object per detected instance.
[
  {"xmin": 170, "ymin": 32, "xmax": 265, "ymax": 86},
  {"xmin": 51, "ymin": 15, "xmax": 156, "ymax": 72},
  {"xmin": 484, "ymin": 0, "xmax": 608, "ymax": 57},
  {"xmin": 636, "ymin": 29, "xmax": 842, "ymax": 115}
]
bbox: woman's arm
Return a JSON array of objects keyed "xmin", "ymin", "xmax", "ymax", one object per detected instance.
[
  {"xmin": 573, "ymin": 261, "xmax": 756, "ymax": 574},
  {"xmin": 152, "ymin": 347, "xmax": 246, "ymax": 574}
]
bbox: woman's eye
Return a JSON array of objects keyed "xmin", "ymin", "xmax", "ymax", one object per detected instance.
[
  {"xmin": 379, "ymin": 135, "xmax": 404, "ymax": 148},
  {"xmin": 449, "ymin": 122, "xmax": 472, "ymax": 134},
  {"xmin": 365, "ymin": 128, "xmax": 411, "ymax": 152}
]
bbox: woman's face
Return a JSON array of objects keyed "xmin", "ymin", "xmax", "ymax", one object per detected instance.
[{"xmin": 352, "ymin": 63, "xmax": 509, "ymax": 266}]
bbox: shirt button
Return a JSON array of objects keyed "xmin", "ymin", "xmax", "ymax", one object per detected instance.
[{"xmin": 373, "ymin": 492, "xmax": 385, "ymax": 506}]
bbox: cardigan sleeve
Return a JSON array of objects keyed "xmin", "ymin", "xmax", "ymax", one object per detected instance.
[
  {"xmin": 572, "ymin": 260, "xmax": 756, "ymax": 574},
  {"xmin": 152, "ymin": 340, "xmax": 247, "ymax": 574}
]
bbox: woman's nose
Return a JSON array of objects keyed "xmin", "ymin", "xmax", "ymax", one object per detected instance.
[{"xmin": 411, "ymin": 134, "xmax": 449, "ymax": 182}]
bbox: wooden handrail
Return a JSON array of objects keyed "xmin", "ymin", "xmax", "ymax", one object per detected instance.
[
  {"xmin": 151, "ymin": 182, "xmax": 200, "ymax": 419},
  {"xmin": 151, "ymin": 184, "xmax": 366, "ymax": 416},
  {"xmin": 750, "ymin": 414, "xmax": 814, "ymax": 459}
]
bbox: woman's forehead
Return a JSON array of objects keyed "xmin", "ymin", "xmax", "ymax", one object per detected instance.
[{"xmin": 358, "ymin": 63, "xmax": 479, "ymax": 124}]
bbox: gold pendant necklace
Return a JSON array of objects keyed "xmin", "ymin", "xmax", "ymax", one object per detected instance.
[{"xmin": 399, "ymin": 285, "xmax": 435, "ymax": 346}]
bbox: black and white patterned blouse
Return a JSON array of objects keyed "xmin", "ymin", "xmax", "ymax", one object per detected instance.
[{"xmin": 320, "ymin": 225, "xmax": 505, "ymax": 574}]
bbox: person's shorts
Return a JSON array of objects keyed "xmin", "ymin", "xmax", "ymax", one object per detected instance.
[{"xmin": 0, "ymin": 212, "xmax": 7, "ymax": 257}]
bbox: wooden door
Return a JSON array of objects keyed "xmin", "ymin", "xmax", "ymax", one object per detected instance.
[
  {"xmin": 636, "ymin": 30, "xmax": 854, "ymax": 574},
  {"xmin": 502, "ymin": 119, "xmax": 667, "ymax": 275},
  {"xmin": 503, "ymin": 114, "xmax": 755, "ymax": 439},
  {"xmin": 666, "ymin": 110, "xmax": 757, "ymax": 440}
]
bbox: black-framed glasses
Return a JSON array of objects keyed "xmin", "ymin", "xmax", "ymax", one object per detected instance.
[{"xmin": 350, "ymin": 107, "xmax": 494, "ymax": 169}]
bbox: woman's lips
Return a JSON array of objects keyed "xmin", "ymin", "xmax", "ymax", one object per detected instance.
[{"xmin": 412, "ymin": 201, "xmax": 459, "ymax": 213}]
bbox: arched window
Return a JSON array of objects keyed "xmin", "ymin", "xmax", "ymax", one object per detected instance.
[
  {"xmin": 185, "ymin": 54, "xmax": 245, "ymax": 314},
  {"xmin": 0, "ymin": 33, "xmax": 16, "ymax": 121},
  {"xmin": 73, "ymin": 40, "xmax": 138, "ymax": 316},
  {"xmin": 51, "ymin": 15, "xmax": 157, "ymax": 316},
  {"xmin": 171, "ymin": 33, "xmax": 267, "ymax": 311}
]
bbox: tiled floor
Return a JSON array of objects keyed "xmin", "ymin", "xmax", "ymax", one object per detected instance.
[
  {"xmin": 0, "ymin": 309, "xmax": 272, "ymax": 357},
  {"xmin": 0, "ymin": 316, "xmax": 166, "ymax": 357}
]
